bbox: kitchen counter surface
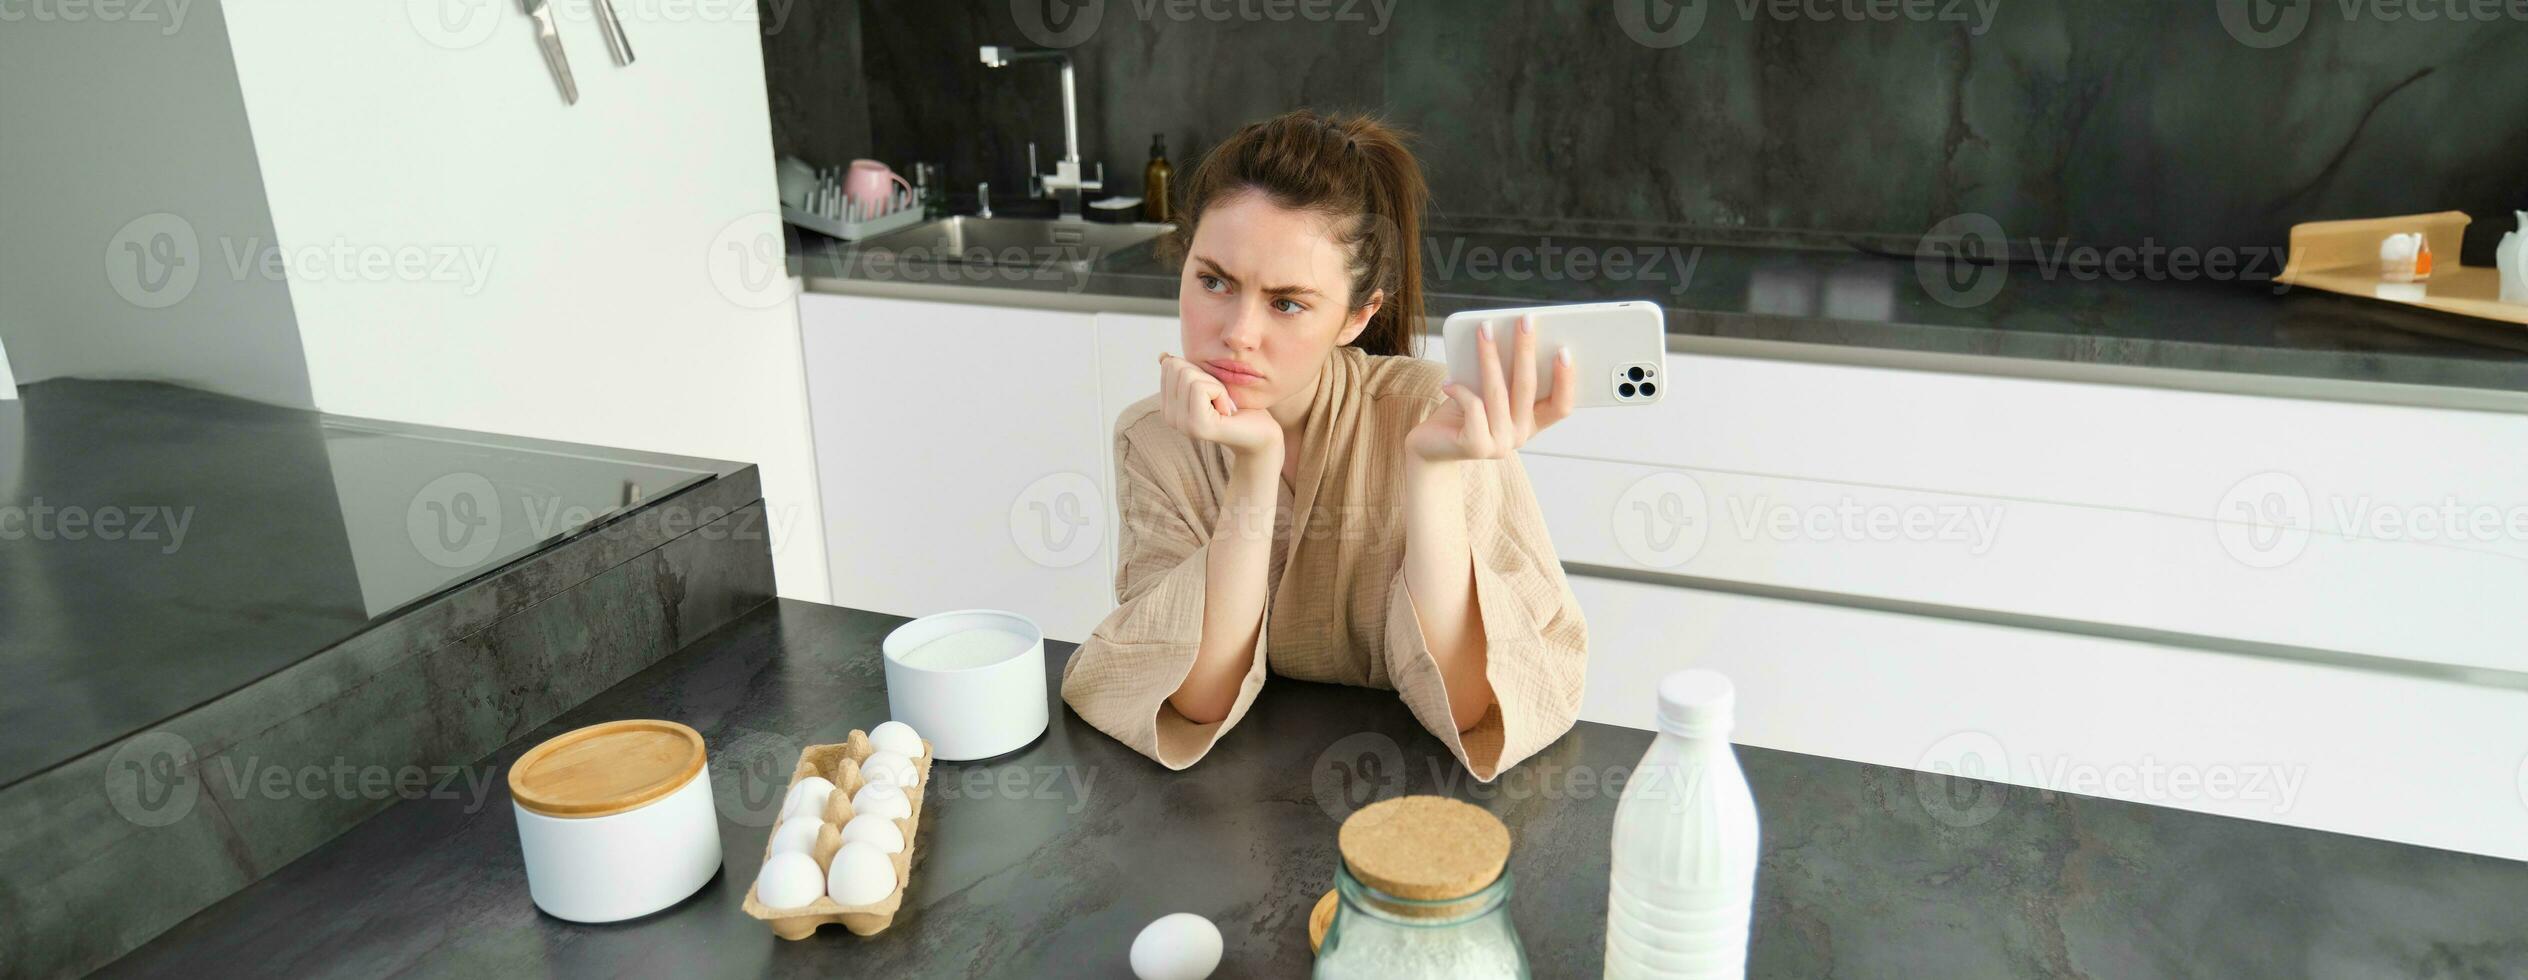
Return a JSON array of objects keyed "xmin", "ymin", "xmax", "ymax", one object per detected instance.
[
  {"xmin": 103, "ymin": 599, "xmax": 2528, "ymax": 978},
  {"xmin": 792, "ymin": 222, "xmax": 2528, "ymax": 408},
  {"xmin": 0, "ymin": 379, "xmax": 729, "ymax": 791}
]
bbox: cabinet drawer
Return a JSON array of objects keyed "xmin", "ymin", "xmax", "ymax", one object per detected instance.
[
  {"xmin": 1524, "ymin": 452, "xmax": 2525, "ymax": 672},
  {"xmin": 1523, "ymin": 350, "xmax": 2528, "ymax": 564}
]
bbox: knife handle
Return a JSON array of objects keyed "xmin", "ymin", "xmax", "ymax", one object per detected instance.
[{"xmin": 595, "ymin": 0, "xmax": 634, "ymax": 66}]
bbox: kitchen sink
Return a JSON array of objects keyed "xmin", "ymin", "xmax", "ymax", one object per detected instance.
[{"xmin": 852, "ymin": 216, "xmax": 1173, "ymax": 272}]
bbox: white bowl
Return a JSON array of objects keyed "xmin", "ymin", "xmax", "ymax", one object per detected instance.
[{"xmin": 880, "ymin": 609, "xmax": 1048, "ymax": 761}]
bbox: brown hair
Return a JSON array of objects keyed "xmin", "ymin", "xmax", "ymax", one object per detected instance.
[{"xmin": 1164, "ymin": 110, "xmax": 1428, "ymax": 358}]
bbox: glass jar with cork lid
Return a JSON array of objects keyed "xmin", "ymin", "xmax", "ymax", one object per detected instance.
[{"xmin": 1311, "ymin": 795, "xmax": 1528, "ymax": 979}]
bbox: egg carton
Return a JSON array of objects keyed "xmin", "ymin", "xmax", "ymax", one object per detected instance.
[{"xmin": 739, "ymin": 730, "xmax": 934, "ymax": 939}]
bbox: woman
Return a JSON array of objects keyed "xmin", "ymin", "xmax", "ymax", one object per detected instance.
[{"xmin": 1060, "ymin": 110, "xmax": 1588, "ymax": 782}]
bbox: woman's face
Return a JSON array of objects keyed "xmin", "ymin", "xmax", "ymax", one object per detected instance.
[{"xmin": 1177, "ymin": 191, "xmax": 1379, "ymax": 411}]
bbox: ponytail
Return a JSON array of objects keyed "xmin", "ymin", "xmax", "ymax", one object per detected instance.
[{"xmin": 1167, "ymin": 110, "xmax": 1429, "ymax": 358}]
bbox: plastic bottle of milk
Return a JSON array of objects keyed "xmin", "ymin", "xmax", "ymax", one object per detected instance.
[{"xmin": 1603, "ymin": 670, "xmax": 1759, "ymax": 979}]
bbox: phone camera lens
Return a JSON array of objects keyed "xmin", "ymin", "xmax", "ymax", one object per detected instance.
[
  {"xmin": 1627, "ymin": 366, "xmax": 1646, "ymax": 382},
  {"xmin": 1639, "ymin": 382, "xmax": 1656, "ymax": 397},
  {"xmin": 1619, "ymin": 382, "xmax": 1637, "ymax": 398}
]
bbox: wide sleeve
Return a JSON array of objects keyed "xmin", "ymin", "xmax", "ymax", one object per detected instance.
[
  {"xmin": 1382, "ymin": 451, "xmax": 1589, "ymax": 782},
  {"xmin": 1059, "ymin": 428, "xmax": 1273, "ymax": 770}
]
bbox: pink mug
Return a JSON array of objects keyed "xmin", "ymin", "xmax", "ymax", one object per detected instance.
[{"xmin": 842, "ymin": 160, "xmax": 913, "ymax": 222}]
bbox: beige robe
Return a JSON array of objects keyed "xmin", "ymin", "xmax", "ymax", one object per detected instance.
[{"xmin": 1059, "ymin": 345, "xmax": 1589, "ymax": 781}]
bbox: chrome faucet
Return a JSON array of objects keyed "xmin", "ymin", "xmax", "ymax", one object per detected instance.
[{"xmin": 979, "ymin": 44, "xmax": 1104, "ymax": 221}]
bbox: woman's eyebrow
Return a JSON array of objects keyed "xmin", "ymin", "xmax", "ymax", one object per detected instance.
[{"xmin": 1193, "ymin": 256, "xmax": 1323, "ymax": 298}]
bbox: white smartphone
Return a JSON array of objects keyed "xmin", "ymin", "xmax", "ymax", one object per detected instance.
[{"xmin": 1439, "ymin": 300, "xmax": 1667, "ymax": 407}]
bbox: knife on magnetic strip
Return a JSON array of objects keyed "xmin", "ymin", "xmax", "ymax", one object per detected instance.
[{"xmin": 523, "ymin": 0, "xmax": 576, "ymax": 105}]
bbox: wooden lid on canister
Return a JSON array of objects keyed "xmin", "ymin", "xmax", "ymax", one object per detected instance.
[
  {"xmin": 509, "ymin": 720, "xmax": 707, "ymax": 817},
  {"xmin": 1336, "ymin": 795, "xmax": 1510, "ymax": 902}
]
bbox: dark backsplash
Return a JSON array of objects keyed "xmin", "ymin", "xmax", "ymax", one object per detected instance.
[{"xmin": 764, "ymin": 0, "xmax": 2528, "ymax": 262}]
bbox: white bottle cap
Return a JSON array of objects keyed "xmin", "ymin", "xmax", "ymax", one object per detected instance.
[{"xmin": 1656, "ymin": 669, "xmax": 1735, "ymax": 738}]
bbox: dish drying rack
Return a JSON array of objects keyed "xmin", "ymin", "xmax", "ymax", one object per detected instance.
[{"xmin": 781, "ymin": 165, "xmax": 925, "ymax": 242}]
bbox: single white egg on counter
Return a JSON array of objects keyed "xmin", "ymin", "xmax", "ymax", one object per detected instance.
[
  {"xmin": 851, "ymin": 781, "xmax": 912, "ymax": 822},
  {"xmin": 859, "ymin": 750, "xmax": 918, "ymax": 792},
  {"xmin": 839, "ymin": 812, "xmax": 904, "ymax": 854},
  {"xmin": 754, "ymin": 851, "xmax": 825, "ymax": 909},
  {"xmin": 1129, "ymin": 912, "xmax": 1222, "ymax": 980},
  {"xmin": 827, "ymin": 841, "xmax": 897, "ymax": 906},
  {"xmin": 767, "ymin": 817, "xmax": 825, "ymax": 858},
  {"xmin": 781, "ymin": 781, "xmax": 836, "ymax": 823},
  {"xmin": 869, "ymin": 720, "xmax": 923, "ymax": 759}
]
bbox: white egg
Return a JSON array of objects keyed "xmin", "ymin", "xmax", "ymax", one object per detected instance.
[
  {"xmin": 839, "ymin": 812, "xmax": 904, "ymax": 854},
  {"xmin": 826, "ymin": 841, "xmax": 897, "ymax": 906},
  {"xmin": 851, "ymin": 781, "xmax": 912, "ymax": 821},
  {"xmin": 780, "ymin": 777, "xmax": 835, "ymax": 819},
  {"xmin": 1129, "ymin": 912, "xmax": 1222, "ymax": 980},
  {"xmin": 859, "ymin": 750, "xmax": 918, "ymax": 792},
  {"xmin": 753, "ymin": 851, "xmax": 825, "ymax": 909},
  {"xmin": 781, "ymin": 784, "xmax": 836, "ymax": 823},
  {"xmin": 767, "ymin": 817, "xmax": 824, "ymax": 857},
  {"xmin": 869, "ymin": 720, "xmax": 924, "ymax": 759}
]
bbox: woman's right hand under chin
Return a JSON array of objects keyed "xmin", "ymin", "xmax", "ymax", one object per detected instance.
[{"xmin": 1158, "ymin": 353, "xmax": 1282, "ymax": 458}]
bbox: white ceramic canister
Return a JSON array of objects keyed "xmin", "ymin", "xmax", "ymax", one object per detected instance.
[
  {"xmin": 880, "ymin": 609, "xmax": 1049, "ymax": 761},
  {"xmin": 509, "ymin": 719, "xmax": 722, "ymax": 923}
]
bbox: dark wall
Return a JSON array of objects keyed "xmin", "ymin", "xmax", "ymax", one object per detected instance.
[{"xmin": 764, "ymin": 0, "xmax": 2528, "ymax": 260}]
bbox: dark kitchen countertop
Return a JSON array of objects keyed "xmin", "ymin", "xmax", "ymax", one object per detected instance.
[
  {"xmin": 791, "ymin": 220, "xmax": 2528, "ymax": 406},
  {"xmin": 102, "ymin": 599, "xmax": 2528, "ymax": 978},
  {"xmin": 0, "ymin": 379, "xmax": 727, "ymax": 791}
]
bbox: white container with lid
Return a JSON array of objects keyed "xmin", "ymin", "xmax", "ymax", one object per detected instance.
[
  {"xmin": 880, "ymin": 609, "xmax": 1048, "ymax": 761},
  {"xmin": 509, "ymin": 719, "xmax": 723, "ymax": 923},
  {"xmin": 1604, "ymin": 670, "xmax": 1760, "ymax": 979}
]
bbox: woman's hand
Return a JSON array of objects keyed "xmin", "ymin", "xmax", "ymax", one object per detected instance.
[
  {"xmin": 1408, "ymin": 315, "xmax": 1577, "ymax": 463},
  {"xmin": 1159, "ymin": 353, "xmax": 1283, "ymax": 457}
]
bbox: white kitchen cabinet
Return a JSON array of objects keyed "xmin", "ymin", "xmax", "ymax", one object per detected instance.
[
  {"xmin": 1512, "ymin": 348, "xmax": 2528, "ymax": 674},
  {"xmin": 1568, "ymin": 573, "xmax": 2528, "ymax": 863},
  {"xmin": 800, "ymin": 293, "xmax": 1114, "ymax": 643},
  {"xmin": 1091, "ymin": 312, "xmax": 1185, "ymax": 581}
]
